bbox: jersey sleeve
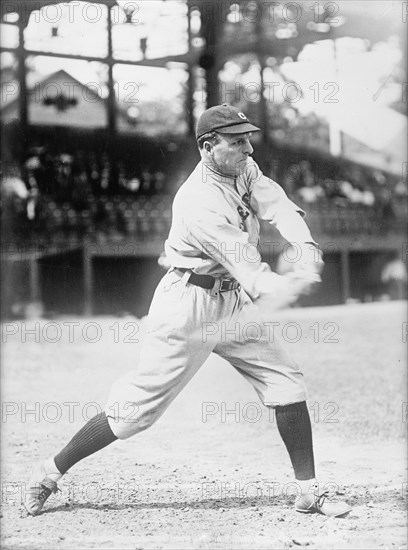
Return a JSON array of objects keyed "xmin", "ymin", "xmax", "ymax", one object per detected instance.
[{"xmin": 245, "ymin": 160, "xmax": 317, "ymax": 246}]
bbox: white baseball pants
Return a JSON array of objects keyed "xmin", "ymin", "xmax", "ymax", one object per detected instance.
[{"xmin": 105, "ymin": 269, "xmax": 308, "ymax": 439}]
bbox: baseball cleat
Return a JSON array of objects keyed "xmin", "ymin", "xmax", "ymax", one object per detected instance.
[
  {"xmin": 295, "ymin": 490, "xmax": 352, "ymax": 517},
  {"xmin": 24, "ymin": 461, "xmax": 60, "ymax": 516}
]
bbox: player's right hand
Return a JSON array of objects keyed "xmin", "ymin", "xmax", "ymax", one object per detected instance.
[
  {"xmin": 254, "ymin": 271, "xmax": 320, "ymax": 314},
  {"xmin": 286, "ymin": 270, "xmax": 321, "ymax": 296},
  {"xmin": 293, "ymin": 243, "xmax": 324, "ymax": 277}
]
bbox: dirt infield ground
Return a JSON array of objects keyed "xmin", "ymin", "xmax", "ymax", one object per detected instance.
[{"xmin": 1, "ymin": 301, "xmax": 407, "ymax": 549}]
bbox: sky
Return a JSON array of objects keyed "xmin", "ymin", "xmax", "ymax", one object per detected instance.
[{"xmin": 1, "ymin": 0, "xmax": 406, "ymax": 160}]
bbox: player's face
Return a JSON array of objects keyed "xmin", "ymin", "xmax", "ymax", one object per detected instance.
[{"xmin": 211, "ymin": 132, "xmax": 254, "ymax": 177}]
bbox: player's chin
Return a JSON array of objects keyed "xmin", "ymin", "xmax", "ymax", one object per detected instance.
[{"xmin": 235, "ymin": 159, "xmax": 248, "ymax": 175}]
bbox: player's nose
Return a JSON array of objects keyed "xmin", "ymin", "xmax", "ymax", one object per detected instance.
[{"xmin": 243, "ymin": 139, "xmax": 253, "ymax": 155}]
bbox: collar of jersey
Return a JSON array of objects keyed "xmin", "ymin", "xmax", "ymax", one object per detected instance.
[{"xmin": 201, "ymin": 161, "xmax": 237, "ymax": 182}]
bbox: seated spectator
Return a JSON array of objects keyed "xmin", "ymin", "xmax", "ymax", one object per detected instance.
[
  {"xmin": 297, "ymin": 183, "xmax": 324, "ymax": 204},
  {"xmin": 338, "ymin": 180, "xmax": 360, "ymax": 202},
  {"xmin": 100, "ymin": 156, "xmax": 111, "ymax": 191},
  {"xmin": 141, "ymin": 167, "xmax": 154, "ymax": 195},
  {"xmin": 376, "ymin": 186, "xmax": 396, "ymax": 220},
  {"xmin": 1, "ymin": 162, "xmax": 30, "ymax": 240},
  {"xmin": 54, "ymin": 154, "xmax": 74, "ymax": 202},
  {"xmin": 395, "ymin": 179, "xmax": 407, "ymax": 197},
  {"xmin": 381, "ymin": 254, "xmax": 407, "ymax": 300},
  {"xmin": 127, "ymin": 176, "xmax": 141, "ymax": 193},
  {"xmin": 154, "ymin": 171, "xmax": 166, "ymax": 193},
  {"xmin": 2, "ymin": 163, "xmax": 29, "ymax": 200},
  {"xmin": 323, "ymin": 179, "xmax": 349, "ymax": 206},
  {"xmin": 88, "ymin": 152, "xmax": 102, "ymax": 195}
]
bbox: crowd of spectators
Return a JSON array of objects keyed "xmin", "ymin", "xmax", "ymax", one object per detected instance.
[
  {"xmin": 1, "ymin": 143, "xmax": 406, "ymax": 245},
  {"xmin": 278, "ymin": 159, "xmax": 406, "ymax": 220},
  {"xmin": 21, "ymin": 146, "xmax": 406, "ymax": 209},
  {"xmin": 22, "ymin": 147, "xmax": 168, "ymax": 208}
]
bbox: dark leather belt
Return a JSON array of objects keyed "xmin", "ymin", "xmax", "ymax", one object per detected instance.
[{"xmin": 174, "ymin": 268, "xmax": 240, "ymax": 292}]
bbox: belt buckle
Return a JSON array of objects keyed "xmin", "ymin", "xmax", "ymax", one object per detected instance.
[{"xmin": 219, "ymin": 278, "xmax": 240, "ymax": 293}]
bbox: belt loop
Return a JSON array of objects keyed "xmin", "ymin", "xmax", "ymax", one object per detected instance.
[
  {"xmin": 181, "ymin": 270, "xmax": 191, "ymax": 287},
  {"xmin": 210, "ymin": 278, "xmax": 221, "ymax": 297}
]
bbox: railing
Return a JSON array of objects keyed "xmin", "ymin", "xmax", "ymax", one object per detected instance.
[
  {"xmin": 303, "ymin": 202, "xmax": 406, "ymax": 236},
  {"xmin": 36, "ymin": 195, "xmax": 174, "ymax": 244},
  {"xmin": 3, "ymin": 194, "xmax": 406, "ymax": 251}
]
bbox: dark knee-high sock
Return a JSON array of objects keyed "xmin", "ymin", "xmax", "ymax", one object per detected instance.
[
  {"xmin": 275, "ymin": 401, "xmax": 315, "ymax": 481},
  {"xmin": 54, "ymin": 412, "xmax": 117, "ymax": 475}
]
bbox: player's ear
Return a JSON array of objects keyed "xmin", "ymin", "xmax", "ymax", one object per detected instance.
[{"xmin": 203, "ymin": 141, "xmax": 213, "ymax": 154}]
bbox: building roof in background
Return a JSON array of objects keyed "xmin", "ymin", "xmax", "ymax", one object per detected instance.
[{"xmin": 1, "ymin": 69, "xmax": 109, "ymax": 128}]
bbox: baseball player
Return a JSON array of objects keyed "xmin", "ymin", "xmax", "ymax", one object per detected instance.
[{"xmin": 24, "ymin": 104, "xmax": 351, "ymax": 518}]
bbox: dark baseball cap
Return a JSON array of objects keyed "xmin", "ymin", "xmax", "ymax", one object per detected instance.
[{"xmin": 196, "ymin": 104, "xmax": 260, "ymax": 139}]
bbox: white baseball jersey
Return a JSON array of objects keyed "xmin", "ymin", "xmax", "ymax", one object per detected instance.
[{"xmin": 165, "ymin": 158, "xmax": 315, "ymax": 298}]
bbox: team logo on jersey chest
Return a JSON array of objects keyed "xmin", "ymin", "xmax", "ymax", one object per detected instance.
[
  {"xmin": 237, "ymin": 205, "xmax": 249, "ymax": 222},
  {"xmin": 237, "ymin": 191, "xmax": 252, "ymax": 226},
  {"xmin": 242, "ymin": 192, "xmax": 251, "ymax": 208},
  {"xmin": 237, "ymin": 191, "xmax": 252, "ymax": 230}
]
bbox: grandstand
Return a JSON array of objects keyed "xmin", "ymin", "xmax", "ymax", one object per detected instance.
[{"xmin": 1, "ymin": 0, "xmax": 406, "ymax": 318}]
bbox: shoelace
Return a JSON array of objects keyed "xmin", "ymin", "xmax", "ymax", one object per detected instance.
[
  {"xmin": 33, "ymin": 479, "xmax": 60, "ymax": 501},
  {"xmin": 314, "ymin": 490, "xmax": 330, "ymax": 508},
  {"xmin": 37, "ymin": 486, "xmax": 52, "ymax": 502}
]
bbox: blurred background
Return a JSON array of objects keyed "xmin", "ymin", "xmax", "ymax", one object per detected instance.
[{"xmin": 1, "ymin": 0, "xmax": 407, "ymax": 319}]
